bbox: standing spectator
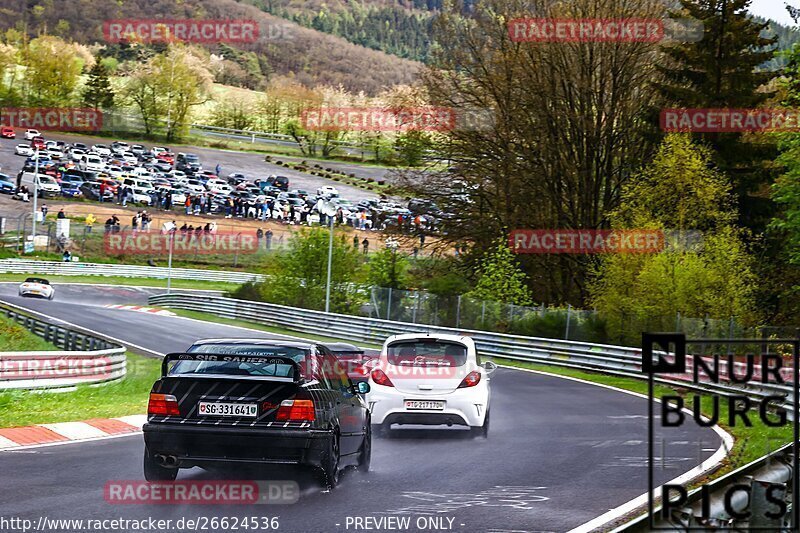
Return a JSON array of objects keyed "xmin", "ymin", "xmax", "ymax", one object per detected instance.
[
  {"xmin": 362, "ymin": 238, "xmax": 369, "ymax": 254},
  {"xmin": 142, "ymin": 211, "xmax": 151, "ymax": 232},
  {"xmin": 131, "ymin": 212, "xmax": 140, "ymax": 233},
  {"xmin": 40, "ymin": 203, "xmax": 48, "ymax": 219},
  {"xmin": 104, "ymin": 216, "xmax": 115, "ymax": 233},
  {"xmin": 199, "ymin": 194, "xmax": 206, "ymax": 214},
  {"xmin": 215, "ymin": 163, "xmax": 221, "ymax": 176},
  {"xmin": 225, "ymin": 198, "xmax": 233, "ymax": 218},
  {"xmin": 85, "ymin": 213, "xmax": 96, "ymax": 233},
  {"xmin": 164, "ymin": 191, "xmax": 173, "ymax": 211},
  {"xmin": 99, "ymin": 182, "xmax": 107, "ymax": 202},
  {"xmin": 353, "ymin": 235, "xmax": 359, "ymax": 249},
  {"xmin": 256, "ymin": 228, "xmax": 264, "ymax": 247},
  {"xmin": 265, "ymin": 229, "xmax": 273, "ymax": 250},
  {"xmin": 185, "ymin": 195, "xmax": 192, "ymax": 215},
  {"xmin": 289, "ymin": 203, "xmax": 296, "ymax": 224},
  {"xmin": 419, "ymin": 232, "xmax": 426, "ymax": 248},
  {"xmin": 193, "ymin": 195, "xmax": 201, "ymax": 215},
  {"xmin": 57, "ymin": 208, "xmax": 66, "ymax": 219}
]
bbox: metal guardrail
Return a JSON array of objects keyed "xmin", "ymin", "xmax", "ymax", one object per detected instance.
[
  {"xmin": 0, "ymin": 259, "xmax": 265, "ymax": 284},
  {"xmin": 148, "ymin": 293, "xmax": 798, "ymax": 531},
  {"xmin": 0, "ymin": 301, "xmax": 126, "ymax": 390},
  {"xmin": 147, "ymin": 294, "xmax": 795, "ymax": 409},
  {"xmin": 614, "ymin": 443, "xmax": 794, "ymax": 531}
]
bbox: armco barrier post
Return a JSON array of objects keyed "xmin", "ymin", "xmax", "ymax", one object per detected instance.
[{"xmin": 565, "ymin": 304, "xmax": 572, "ymax": 340}]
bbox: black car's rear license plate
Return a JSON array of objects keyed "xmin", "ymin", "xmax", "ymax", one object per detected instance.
[{"xmin": 198, "ymin": 402, "xmax": 258, "ymax": 417}]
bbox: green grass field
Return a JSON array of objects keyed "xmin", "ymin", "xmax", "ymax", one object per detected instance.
[{"xmin": 0, "ymin": 352, "xmax": 159, "ymax": 428}]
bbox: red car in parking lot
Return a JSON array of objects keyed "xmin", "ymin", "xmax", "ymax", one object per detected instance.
[
  {"xmin": 32, "ymin": 137, "xmax": 46, "ymax": 150},
  {"xmin": 0, "ymin": 127, "xmax": 15, "ymax": 139}
]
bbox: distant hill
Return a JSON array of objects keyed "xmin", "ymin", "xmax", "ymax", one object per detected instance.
[
  {"xmin": 0, "ymin": 0, "xmax": 422, "ymax": 95},
  {"xmin": 248, "ymin": 0, "xmax": 436, "ymax": 63},
  {"xmin": 757, "ymin": 16, "xmax": 800, "ymax": 71}
]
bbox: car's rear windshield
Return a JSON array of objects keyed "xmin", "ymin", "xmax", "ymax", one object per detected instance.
[
  {"xmin": 386, "ymin": 340, "xmax": 468, "ymax": 367},
  {"xmin": 24, "ymin": 278, "xmax": 49, "ymax": 284},
  {"xmin": 170, "ymin": 344, "xmax": 310, "ymax": 378}
]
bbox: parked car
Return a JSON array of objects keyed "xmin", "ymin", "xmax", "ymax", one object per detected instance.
[
  {"xmin": 1, "ymin": 126, "xmax": 15, "ymax": 139},
  {"xmin": 176, "ymin": 153, "xmax": 201, "ymax": 173},
  {"xmin": 60, "ymin": 182, "xmax": 82, "ymax": 198},
  {"xmin": 79, "ymin": 154, "xmax": 105, "ymax": 172},
  {"xmin": 0, "ymin": 173, "xmax": 15, "ymax": 194},
  {"xmin": 142, "ymin": 338, "xmax": 372, "ymax": 486},
  {"xmin": 14, "ymin": 144, "xmax": 33, "ymax": 156},
  {"xmin": 91, "ymin": 144, "xmax": 111, "ymax": 157},
  {"xmin": 24, "ymin": 129, "xmax": 41, "ymax": 140},
  {"xmin": 317, "ymin": 185, "xmax": 339, "ymax": 197},
  {"xmin": 275, "ymin": 176, "xmax": 290, "ymax": 191},
  {"xmin": 20, "ymin": 172, "xmax": 60, "ymax": 197},
  {"xmin": 79, "ymin": 181, "xmax": 114, "ymax": 201}
]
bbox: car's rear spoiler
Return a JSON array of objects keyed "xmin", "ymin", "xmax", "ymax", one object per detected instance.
[{"xmin": 161, "ymin": 352, "xmax": 303, "ymax": 381}]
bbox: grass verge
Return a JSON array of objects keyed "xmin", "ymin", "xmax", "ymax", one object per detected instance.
[
  {"xmin": 0, "ymin": 313, "xmax": 62, "ymax": 351},
  {"xmin": 0, "ymin": 273, "xmax": 240, "ymax": 292},
  {"xmin": 0, "ymin": 353, "xmax": 159, "ymax": 428},
  {"xmin": 493, "ymin": 357, "xmax": 792, "ymax": 480}
]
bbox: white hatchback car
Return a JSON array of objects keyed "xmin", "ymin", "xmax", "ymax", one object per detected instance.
[
  {"xmin": 15, "ymin": 143, "xmax": 34, "ymax": 156},
  {"xmin": 18, "ymin": 277, "xmax": 55, "ymax": 299},
  {"xmin": 366, "ymin": 333, "xmax": 496, "ymax": 437}
]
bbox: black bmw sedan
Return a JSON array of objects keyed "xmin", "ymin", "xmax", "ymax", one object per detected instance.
[{"xmin": 142, "ymin": 339, "xmax": 372, "ymax": 488}]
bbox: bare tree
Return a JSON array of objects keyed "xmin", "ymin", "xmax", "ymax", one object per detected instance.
[{"xmin": 398, "ymin": 0, "xmax": 667, "ymax": 304}]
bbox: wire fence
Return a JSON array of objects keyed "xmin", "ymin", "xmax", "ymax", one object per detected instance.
[{"xmin": 364, "ymin": 287, "xmax": 760, "ymax": 348}]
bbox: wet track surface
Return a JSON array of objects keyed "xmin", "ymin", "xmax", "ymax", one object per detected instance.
[{"xmin": 0, "ymin": 283, "xmax": 723, "ymax": 532}]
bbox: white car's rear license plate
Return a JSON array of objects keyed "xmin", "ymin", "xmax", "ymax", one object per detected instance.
[
  {"xmin": 198, "ymin": 402, "xmax": 258, "ymax": 417},
  {"xmin": 404, "ymin": 400, "xmax": 445, "ymax": 410}
]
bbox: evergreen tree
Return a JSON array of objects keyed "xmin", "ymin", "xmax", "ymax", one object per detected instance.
[
  {"xmin": 82, "ymin": 61, "xmax": 114, "ymax": 110},
  {"xmin": 656, "ymin": 0, "xmax": 778, "ymax": 230}
]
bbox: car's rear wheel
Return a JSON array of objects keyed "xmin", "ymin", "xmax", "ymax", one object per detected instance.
[
  {"xmin": 143, "ymin": 448, "xmax": 178, "ymax": 481},
  {"xmin": 357, "ymin": 423, "xmax": 371, "ymax": 473},
  {"xmin": 317, "ymin": 432, "xmax": 340, "ymax": 489},
  {"xmin": 472, "ymin": 410, "xmax": 489, "ymax": 438},
  {"xmin": 48, "ymin": 292, "xmax": 54, "ymax": 300}
]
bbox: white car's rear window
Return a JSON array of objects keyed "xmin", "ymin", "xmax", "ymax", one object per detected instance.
[{"xmin": 386, "ymin": 341, "xmax": 468, "ymax": 367}]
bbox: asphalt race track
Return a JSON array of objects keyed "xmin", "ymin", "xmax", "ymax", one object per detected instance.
[{"xmin": 0, "ymin": 284, "xmax": 723, "ymax": 533}]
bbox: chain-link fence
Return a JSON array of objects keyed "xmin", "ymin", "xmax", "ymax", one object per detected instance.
[{"xmin": 364, "ymin": 287, "xmax": 758, "ymax": 348}]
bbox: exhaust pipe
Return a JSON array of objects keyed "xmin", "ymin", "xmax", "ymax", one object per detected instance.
[{"xmin": 155, "ymin": 454, "xmax": 178, "ymax": 467}]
